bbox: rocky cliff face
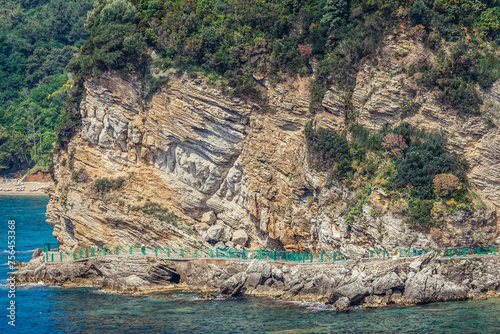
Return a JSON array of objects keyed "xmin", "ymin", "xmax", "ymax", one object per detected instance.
[{"xmin": 47, "ymin": 34, "xmax": 500, "ymax": 253}]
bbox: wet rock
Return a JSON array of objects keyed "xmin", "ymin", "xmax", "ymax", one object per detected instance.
[
  {"xmin": 199, "ymin": 291, "xmax": 217, "ymax": 299},
  {"xmin": 333, "ymin": 297, "xmax": 350, "ymax": 312},
  {"xmin": 220, "ymin": 273, "xmax": 247, "ymax": 296}
]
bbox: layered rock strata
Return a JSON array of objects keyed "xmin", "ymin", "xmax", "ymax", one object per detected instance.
[{"xmin": 47, "ymin": 33, "xmax": 500, "ymax": 255}]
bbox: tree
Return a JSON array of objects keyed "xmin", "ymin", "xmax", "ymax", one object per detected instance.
[
  {"xmin": 433, "ymin": 173, "xmax": 459, "ymax": 197},
  {"xmin": 381, "ymin": 133, "xmax": 408, "ymax": 158},
  {"xmin": 408, "ymin": 1, "xmax": 430, "ymax": 27},
  {"xmin": 321, "ymin": 0, "xmax": 349, "ymax": 32}
]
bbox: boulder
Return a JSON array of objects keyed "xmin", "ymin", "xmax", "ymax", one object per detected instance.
[
  {"xmin": 220, "ymin": 273, "xmax": 247, "ymax": 296},
  {"xmin": 341, "ymin": 244, "xmax": 369, "ymax": 259},
  {"xmin": 272, "ymin": 267, "xmax": 283, "ymax": 281},
  {"xmin": 232, "ymin": 229, "xmax": 248, "ymax": 247},
  {"xmin": 201, "ymin": 211, "xmax": 217, "ymax": 225},
  {"xmin": 333, "ymin": 296, "xmax": 350, "ymax": 312},
  {"xmin": 246, "ymin": 259, "xmax": 272, "ymax": 279},
  {"xmin": 214, "ymin": 241, "xmax": 225, "ymax": 249},
  {"xmin": 335, "ymin": 278, "xmax": 369, "ymax": 303},
  {"xmin": 203, "ymin": 225, "xmax": 227, "ymax": 244},
  {"xmin": 225, "ymin": 241, "xmax": 235, "ymax": 249},
  {"xmin": 371, "ymin": 272, "xmax": 404, "ymax": 295},
  {"xmin": 244, "ymin": 272, "xmax": 263, "ymax": 289}
]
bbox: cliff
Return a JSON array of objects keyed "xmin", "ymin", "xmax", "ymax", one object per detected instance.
[{"xmin": 47, "ymin": 34, "xmax": 500, "ymax": 254}]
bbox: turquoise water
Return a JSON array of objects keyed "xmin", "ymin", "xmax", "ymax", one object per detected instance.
[{"xmin": 1, "ymin": 196, "xmax": 499, "ymax": 333}]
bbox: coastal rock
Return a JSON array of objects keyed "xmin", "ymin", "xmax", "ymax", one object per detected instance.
[
  {"xmin": 12, "ymin": 251, "xmax": 500, "ymax": 308},
  {"xmin": 232, "ymin": 230, "xmax": 248, "ymax": 247},
  {"xmin": 204, "ymin": 225, "xmax": 228, "ymax": 244},
  {"xmin": 333, "ymin": 297, "xmax": 350, "ymax": 312},
  {"xmin": 220, "ymin": 273, "xmax": 247, "ymax": 296},
  {"xmin": 371, "ymin": 272, "xmax": 404, "ymax": 295},
  {"xmin": 201, "ymin": 211, "xmax": 217, "ymax": 225}
]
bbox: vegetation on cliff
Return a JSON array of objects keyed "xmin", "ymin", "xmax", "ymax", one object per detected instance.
[
  {"xmin": 0, "ymin": 0, "xmax": 93, "ymax": 172},
  {"xmin": 305, "ymin": 121, "xmax": 474, "ymax": 232},
  {"xmin": 69, "ymin": 0, "xmax": 500, "ymax": 108}
]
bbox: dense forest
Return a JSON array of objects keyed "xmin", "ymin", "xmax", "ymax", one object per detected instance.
[
  {"xmin": 69, "ymin": 0, "xmax": 500, "ymax": 107},
  {"xmin": 0, "ymin": 0, "xmax": 93, "ymax": 173},
  {"xmin": 1, "ymin": 0, "xmax": 500, "ymax": 175}
]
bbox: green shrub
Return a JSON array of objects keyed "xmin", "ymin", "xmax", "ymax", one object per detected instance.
[
  {"xmin": 94, "ymin": 177, "xmax": 125, "ymax": 193},
  {"xmin": 71, "ymin": 168, "xmax": 88, "ymax": 183},
  {"xmin": 408, "ymin": 1, "xmax": 430, "ymax": 27},
  {"xmin": 406, "ymin": 199, "xmax": 435, "ymax": 232},
  {"xmin": 392, "ymin": 128, "xmax": 466, "ymax": 200},
  {"xmin": 129, "ymin": 201, "xmax": 179, "ymax": 224},
  {"xmin": 305, "ymin": 121, "xmax": 351, "ymax": 176}
]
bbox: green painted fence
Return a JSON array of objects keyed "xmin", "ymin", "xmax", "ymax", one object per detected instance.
[
  {"xmin": 42, "ymin": 243, "xmax": 498, "ymax": 264},
  {"xmin": 398, "ymin": 246, "xmax": 498, "ymax": 258},
  {"xmin": 42, "ymin": 243, "xmax": 360, "ymax": 264}
]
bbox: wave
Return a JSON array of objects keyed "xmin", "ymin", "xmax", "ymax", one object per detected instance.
[{"xmin": 17, "ymin": 282, "xmax": 48, "ymax": 288}]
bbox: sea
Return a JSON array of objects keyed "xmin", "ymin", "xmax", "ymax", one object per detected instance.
[{"xmin": 0, "ymin": 196, "xmax": 499, "ymax": 333}]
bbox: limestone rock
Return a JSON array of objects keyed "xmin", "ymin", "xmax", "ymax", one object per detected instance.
[
  {"xmin": 220, "ymin": 273, "xmax": 247, "ymax": 296},
  {"xmin": 371, "ymin": 272, "xmax": 404, "ymax": 295},
  {"xmin": 335, "ymin": 278, "xmax": 369, "ymax": 304},
  {"xmin": 201, "ymin": 211, "xmax": 216, "ymax": 225},
  {"xmin": 203, "ymin": 225, "xmax": 227, "ymax": 244},
  {"xmin": 232, "ymin": 230, "xmax": 248, "ymax": 247},
  {"xmin": 333, "ymin": 296, "xmax": 350, "ymax": 312}
]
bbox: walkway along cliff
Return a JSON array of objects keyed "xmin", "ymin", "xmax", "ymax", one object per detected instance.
[{"xmin": 12, "ymin": 246, "xmax": 500, "ymax": 310}]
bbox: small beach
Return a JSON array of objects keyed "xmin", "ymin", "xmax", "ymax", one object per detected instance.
[{"xmin": 0, "ymin": 181, "xmax": 52, "ymax": 196}]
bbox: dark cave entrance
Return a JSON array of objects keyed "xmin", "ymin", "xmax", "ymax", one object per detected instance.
[{"xmin": 170, "ymin": 273, "xmax": 181, "ymax": 284}]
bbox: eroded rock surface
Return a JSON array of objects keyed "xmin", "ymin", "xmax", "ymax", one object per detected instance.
[
  {"xmin": 47, "ymin": 33, "xmax": 499, "ymax": 255},
  {"xmin": 12, "ymin": 251, "xmax": 500, "ymax": 308}
]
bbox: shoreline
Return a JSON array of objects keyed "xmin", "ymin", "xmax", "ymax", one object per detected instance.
[
  {"xmin": 0, "ymin": 182, "xmax": 52, "ymax": 196},
  {"xmin": 11, "ymin": 251, "xmax": 500, "ymax": 311}
]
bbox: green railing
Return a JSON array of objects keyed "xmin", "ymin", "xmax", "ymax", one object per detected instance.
[
  {"xmin": 43, "ymin": 244, "xmax": 358, "ymax": 264},
  {"xmin": 43, "ymin": 243, "xmax": 59, "ymax": 252},
  {"xmin": 370, "ymin": 250, "xmax": 386, "ymax": 258},
  {"xmin": 398, "ymin": 246, "xmax": 498, "ymax": 258}
]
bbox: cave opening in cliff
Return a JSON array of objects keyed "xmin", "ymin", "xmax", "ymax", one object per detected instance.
[{"xmin": 170, "ymin": 273, "xmax": 181, "ymax": 284}]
